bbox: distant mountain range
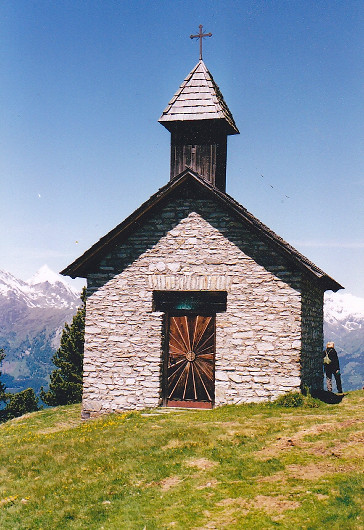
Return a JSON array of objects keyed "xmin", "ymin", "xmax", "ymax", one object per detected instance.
[
  {"xmin": 324, "ymin": 292, "xmax": 364, "ymax": 391},
  {"xmin": 0, "ymin": 266, "xmax": 81, "ymax": 394},
  {"xmin": 0, "ymin": 267, "xmax": 362, "ymax": 394}
]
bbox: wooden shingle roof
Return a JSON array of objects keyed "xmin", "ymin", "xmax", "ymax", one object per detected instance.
[
  {"xmin": 61, "ymin": 169, "xmax": 343, "ymax": 293},
  {"xmin": 159, "ymin": 60, "xmax": 239, "ymax": 135}
]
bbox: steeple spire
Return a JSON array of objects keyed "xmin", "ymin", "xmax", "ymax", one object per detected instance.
[{"xmin": 159, "ymin": 59, "xmax": 239, "ymax": 192}]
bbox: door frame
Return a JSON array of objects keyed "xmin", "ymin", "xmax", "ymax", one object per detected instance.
[{"xmin": 162, "ymin": 312, "xmax": 216, "ymax": 408}]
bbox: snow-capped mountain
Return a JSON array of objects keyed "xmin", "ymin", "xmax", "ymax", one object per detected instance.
[
  {"xmin": 324, "ymin": 292, "xmax": 364, "ymax": 391},
  {"xmin": 0, "ymin": 265, "xmax": 79, "ymax": 311},
  {"xmin": 0, "ymin": 267, "xmax": 83, "ymax": 394},
  {"xmin": 325, "ymin": 292, "xmax": 364, "ymax": 330}
]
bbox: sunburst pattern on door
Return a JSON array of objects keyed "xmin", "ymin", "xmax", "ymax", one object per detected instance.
[{"xmin": 166, "ymin": 315, "xmax": 215, "ymax": 405}]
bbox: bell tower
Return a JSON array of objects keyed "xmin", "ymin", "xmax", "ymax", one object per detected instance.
[{"xmin": 159, "ymin": 59, "xmax": 239, "ymax": 192}]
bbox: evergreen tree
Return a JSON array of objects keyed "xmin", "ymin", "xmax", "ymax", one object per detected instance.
[
  {"xmin": 0, "ymin": 350, "xmax": 40, "ymax": 422},
  {"xmin": 5, "ymin": 388, "xmax": 39, "ymax": 420},
  {"xmin": 0, "ymin": 349, "xmax": 6, "ymax": 409},
  {"xmin": 41, "ymin": 288, "xmax": 86, "ymax": 406}
]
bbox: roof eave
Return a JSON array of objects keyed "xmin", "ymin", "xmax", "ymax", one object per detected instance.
[
  {"xmin": 158, "ymin": 116, "xmax": 239, "ymax": 135},
  {"xmin": 317, "ymin": 275, "xmax": 344, "ymax": 293}
]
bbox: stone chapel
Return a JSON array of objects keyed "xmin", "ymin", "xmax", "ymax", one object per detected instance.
[{"xmin": 62, "ymin": 57, "xmax": 343, "ymax": 417}]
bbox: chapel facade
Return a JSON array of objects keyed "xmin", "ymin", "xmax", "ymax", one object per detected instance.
[{"xmin": 62, "ymin": 58, "xmax": 342, "ymax": 417}]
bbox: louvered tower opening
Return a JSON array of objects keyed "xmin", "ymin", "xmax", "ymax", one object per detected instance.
[{"xmin": 169, "ymin": 121, "xmax": 227, "ymax": 190}]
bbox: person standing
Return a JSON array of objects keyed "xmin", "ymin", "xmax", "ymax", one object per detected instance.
[{"xmin": 323, "ymin": 342, "xmax": 343, "ymax": 393}]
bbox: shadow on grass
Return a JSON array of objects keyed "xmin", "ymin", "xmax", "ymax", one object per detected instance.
[{"xmin": 311, "ymin": 390, "xmax": 345, "ymax": 404}]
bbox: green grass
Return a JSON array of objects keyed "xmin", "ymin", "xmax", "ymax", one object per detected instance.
[{"xmin": 0, "ymin": 391, "xmax": 363, "ymax": 529}]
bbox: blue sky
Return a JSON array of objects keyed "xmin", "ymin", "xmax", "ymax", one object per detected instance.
[{"xmin": 1, "ymin": 1, "xmax": 363, "ymax": 296}]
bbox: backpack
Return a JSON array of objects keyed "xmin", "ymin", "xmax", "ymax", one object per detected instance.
[{"xmin": 323, "ymin": 350, "xmax": 331, "ymax": 365}]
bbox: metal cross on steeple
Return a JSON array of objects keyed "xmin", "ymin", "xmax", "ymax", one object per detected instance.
[{"xmin": 190, "ymin": 24, "xmax": 212, "ymax": 61}]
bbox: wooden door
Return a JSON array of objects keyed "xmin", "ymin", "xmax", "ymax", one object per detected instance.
[{"xmin": 165, "ymin": 315, "xmax": 215, "ymax": 408}]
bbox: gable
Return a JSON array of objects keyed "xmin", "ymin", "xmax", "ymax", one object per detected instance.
[
  {"xmin": 92, "ymin": 208, "xmax": 300, "ymax": 295},
  {"xmin": 62, "ymin": 171, "xmax": 342, "ymax": 293}
]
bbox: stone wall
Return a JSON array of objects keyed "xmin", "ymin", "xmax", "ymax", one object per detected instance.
[
  {"xmin": 300, "ymin": 278, "xmax": 324, "ymax": 392},
  {"xmin": 82, "ymin": 195, "xmax": 324, "ymax": 417}
]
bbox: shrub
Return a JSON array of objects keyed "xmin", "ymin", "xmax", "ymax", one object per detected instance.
[
  {"xmin": 301, "ymin": 385, "xmax": 322, "ymax": 408},
  {"xmin": 304, "ymin": 395, "xmax": 322, "ymax": 408},
  {"xmin": 274, "ymin": 392, "xmax": 304, "ymax": 408}
]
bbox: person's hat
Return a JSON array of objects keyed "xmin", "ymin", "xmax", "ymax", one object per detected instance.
[{"xmin": 326, "ymin": 342, "xmax": 335, "ymax": 348}]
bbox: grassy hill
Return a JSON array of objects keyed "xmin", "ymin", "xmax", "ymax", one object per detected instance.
[{"xmin": 1, "ymin": 392, "xmax": 363, "ymax": 529}]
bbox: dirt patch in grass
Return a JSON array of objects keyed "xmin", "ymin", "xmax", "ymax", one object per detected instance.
[
  {"xmin": 316, "ymin": 493, "xmax": 329, "ymax": 500},
  {"xmin": 288, "ymin": 462, "xmax": 358, "ymax": 479},
  {"xmin": 144, "ymin": 475, "xmax": 183, "ymax": 491},
  {"xmin": 257, "ymin": 418, "xmax": 363, "ymax": 459},
  {"xmin": 196, "ymin": 479, "xmax": 218, "ymax": 489},
  {"xmin": 286, "ymin": 463, "xmax": 336, "ymax": 480},
  {"xmin": 261, "ymin": 461, "xmax": 357, "ymax": 483},
  {"xmin": 185, "ymin": 457, "xmax": 217, "ymax": 470},
  {"xmin": 340, "ymin": 439, "xmax": 364, "ymax": 459},
  {"xmin": 159, "ymin": 476, "xmax": 182, "ymax": 491},
  {"xmin": 213, "ymin": 494, "xmax": 300, "ymax": 524},
  {"xmin": 307, "ymin": 433, "xmax": 364, "ymax": 458},
  {"xmin": 216, "ymin": 494, "xmax": 299, "ymax": 513},
  {"xmin": 306, "ymin": 441, "xmax": 338, "ymax": 456},
  {"xmin": 193, "ymin": 508, "xmax": 239, "ymax": 529},
  {"xmin": 294, "ymin": 418, "xmax": 362, "ymax": 440},
  {"xmin": 260, "ymin": 463, "xmax": 328, "ymax": 483},
  {"xmin": 253, "ymin": 494, "xmax": 300, "ymax": 513},
  {"xmin": 256, "ymin": 436, "xmax": 298, "ymax": 458},
  {"xmin": 162, "ymin": 439, "xmax": 185, "ymax": 450}
]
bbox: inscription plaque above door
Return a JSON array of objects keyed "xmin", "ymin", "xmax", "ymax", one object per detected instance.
[{"xmin": 153, "ymin": 290, "xmax": 227, "ymax": 313}]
